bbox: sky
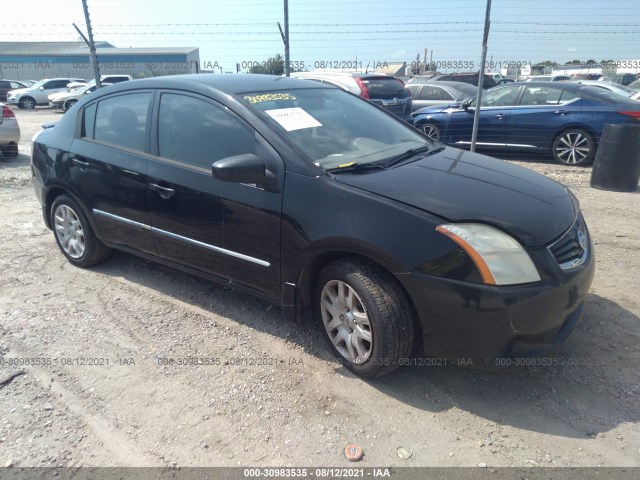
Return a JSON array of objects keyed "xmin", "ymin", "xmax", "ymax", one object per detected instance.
[{"xmin": 2, "ymin": 0, "xmax": 640, "ymax": 73}]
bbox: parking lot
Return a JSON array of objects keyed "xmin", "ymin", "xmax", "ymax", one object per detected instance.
[{"xmin": 1, "ymin": 107, "xmax": 639, "ymax": 468}]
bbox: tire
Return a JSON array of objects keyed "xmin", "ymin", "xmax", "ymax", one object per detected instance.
[
  {"xmin": 64, "ymin": 99, "xmax": 77, "ymax": 112},
  {"xmin": 50, "ymin": 195, "xmax": 112, "ymax": 267},
  {"xmin": 316, "ymin": 258, "xmax": 414, "ymax": 378},
  {"xmin": 19, "ymin": 97, "xmax": 36, "ymax": 110},
  {"xmin": 552, "ymin": 128, "xmax": 596, "ymax": 166},
  {"xmin": 2, "ymin": 144, "xmax": 18, "ymax": 158},
  {"xmin": 419, "ymin": 122, "xmax": 441, "ymax": 142}
]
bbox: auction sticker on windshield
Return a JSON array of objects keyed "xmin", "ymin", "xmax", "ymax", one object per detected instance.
[{"xmin": 265, "ymin": 107, "xmax": 322, "ymax": 131}]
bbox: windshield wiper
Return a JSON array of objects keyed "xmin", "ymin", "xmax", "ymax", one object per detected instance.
[
  {"xmin": 325, "ymin": 162, "xmax": 387, "ymax": 174},
  {"xmin": 382, "ymin": 145, "xmax": 444, "ymax": 168}
]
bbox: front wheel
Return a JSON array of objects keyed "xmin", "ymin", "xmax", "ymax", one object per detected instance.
[
  {"xmin": 418, "ymin": 122, "xmax": 441, "ymax": 142},
  {"xmin": 1, "ymin": 144, "xmax": 18, "ymax": 158},
  {"xmin": 19, "ymin": 97, "xmax": 36, "ymax": 109},
  {"xmin": 552, "ymin": 129, "xmax": 596, "ymax": 166},
  {"xmin": 50, "ymin": 195, "xmax": 112, "ymax": 267},
  {"xmin": 64, "ymin": 99, "xmax": 77, "ymax": 112},
  {"xmin": 316, "ymin": 258, "xmax": 415, "ymax": 378}
]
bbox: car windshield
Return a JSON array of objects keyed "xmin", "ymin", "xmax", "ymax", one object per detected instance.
[
  {"xmin": 239, "ymin": 88, "xmax": 430, "ymax": 169},
  {"xmin": 457, "ymin": 84, "xmax": 479, "ymax": 97},
  {"xmin": 29, "ymin": 79, "xmax": 47, "ymax": 89}
]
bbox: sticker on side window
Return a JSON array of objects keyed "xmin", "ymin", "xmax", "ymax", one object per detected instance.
[{"xmin": 265, "ymin": 107, "xmax": 322, "ymax": 131}]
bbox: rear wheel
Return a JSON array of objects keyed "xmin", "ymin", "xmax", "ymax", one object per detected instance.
[
  {"xmin": 552, "ymin": 129, "xmax": 596, "ymax": 166},
  {"xmin": 316, "ymin": 258, "xmax": 414, "ymax": 378},
  {"xmin": 51, "ymin": 195, "xmax": 112, "ymax": 267},
  {"xmin": 419, "ymin": 122, "xmax": 441, "ymax": 142},
  {"xmin": 19, "ymin": 97, "xmax": 36, "ymax": 109},
  {"xmin": 4, "ymin": 144, "xmax": 18, "ymax": 158}
]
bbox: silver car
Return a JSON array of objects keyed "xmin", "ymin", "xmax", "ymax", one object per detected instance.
[
  {"xmin": 407, "ymin": 81, "xmax": 478, "ymax": 112},
  {"xmin": 6, "ymin": 78, "xmax": 84, "ymax": 109},
  {"xmin": 0, "ymin": 102, "xmax": 20, "ymax": 158}
]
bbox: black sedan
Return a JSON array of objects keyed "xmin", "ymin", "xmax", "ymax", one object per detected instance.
[{"xmin": 31, "ymin": 75, "xmax": 594, "ymax": 377}]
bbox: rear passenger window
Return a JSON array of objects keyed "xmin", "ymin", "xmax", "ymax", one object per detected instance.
[
  {"xmin": 93, "ymin": 93, "xmax": 151, "ymax": 152},
  {"xmin": 82, "ymin": 103, "xmax": 96, "ymax": 138},
  {"xmin": 158, "ymin": 93, "xmax": 257, "ymax": 170}
]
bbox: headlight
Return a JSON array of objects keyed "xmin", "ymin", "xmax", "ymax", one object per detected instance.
[{"xmin": 436, "ymin": 223, "xmax": 541, "ymax": 285}]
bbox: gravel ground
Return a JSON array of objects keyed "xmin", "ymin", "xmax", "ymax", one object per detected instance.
[{"xmin": 0, "ymin": 108, "xmax": 639, "ymax": 469}]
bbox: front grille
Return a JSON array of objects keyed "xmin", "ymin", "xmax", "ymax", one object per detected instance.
[{"xmin": 548, "ymin": 215, "xmax": 589, "ymax": 270}]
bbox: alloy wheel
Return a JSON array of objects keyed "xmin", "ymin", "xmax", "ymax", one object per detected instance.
[
  {"xmin": 420, "ymin": 123, "xmax": 441, "ymax": 142},
  {"xmin": 320, "ymin": 279, "xmax": 373, "ymax": 364},
  {"xmin": 53, "ymin": 204, "xmax": 86, "ymax": 259},
  {"xmin": 554, "ymin": 130, "xmax": 593, "ymax": 165}
]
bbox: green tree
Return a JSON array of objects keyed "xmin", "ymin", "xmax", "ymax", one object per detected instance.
[{"xmin": 249, "ymin": 54, "xmax": 285, "ymax": 75}]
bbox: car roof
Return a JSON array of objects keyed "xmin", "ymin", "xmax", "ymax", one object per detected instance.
[
  {"xmin": 291, "ymin": 71, "xmax": 393, "ymax": 79},
  {"xmin": 36, "ymin": 78, "xmax": 83, "ymax": 81},
  {"xmin": 416, "ymin": 80, "xmax": 477, "ymax": 88},
  {"xmin": 111, "ymin": 73, "xmax": 333, "ymax": 94},
  {"xmin": 510, "ymin": 81, "xmax": 582, "ymax": 90}
]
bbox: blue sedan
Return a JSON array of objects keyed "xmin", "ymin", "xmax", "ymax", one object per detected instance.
[{"xmin": 412, "ymin": 82, "xmax": 640, "ymax": 165}]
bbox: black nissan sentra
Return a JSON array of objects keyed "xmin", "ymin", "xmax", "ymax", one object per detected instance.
[{"xmin": 31, "ymin": 75, "xmax": 595, "ymax": 377}]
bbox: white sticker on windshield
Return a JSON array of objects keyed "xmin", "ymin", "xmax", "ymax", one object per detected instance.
[{"xmin": 265, "ymin": 107, "xmax": 322, "ymax": 131}]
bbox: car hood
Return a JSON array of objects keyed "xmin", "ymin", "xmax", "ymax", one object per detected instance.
[
  {"xmin": 49, "ymin": 92, "xmax": 76, "ymax": 101},
  {"xmin": 333, "ymin": 147, "xmax": 577, "ymax": 247},
  {"xmin": 7, "ymin": 88, "xmax": 28, "ymax": 96}
]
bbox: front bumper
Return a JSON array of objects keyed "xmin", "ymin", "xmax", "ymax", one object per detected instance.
[{"xmin": 398, "ymin": 230, "xmax": 595, "ymax": 370}]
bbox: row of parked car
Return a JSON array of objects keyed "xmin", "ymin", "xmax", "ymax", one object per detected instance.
[
  {"xmin": 1, "ymin": 75, "xmax": 132, "ymax": 110},
  {"xmin": 290, "ymin": 70, "xmax": 640, "ymax": 166},
  {"xmin": 0, "ymin": 75, "xmax": 133, "ymax": 158}
]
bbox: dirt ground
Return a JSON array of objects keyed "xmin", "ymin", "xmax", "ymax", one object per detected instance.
[{"xmin": 1, "ymin": 108, "xmax": 639, "ymax": 469}]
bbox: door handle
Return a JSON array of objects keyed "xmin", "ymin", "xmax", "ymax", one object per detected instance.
[
  {"xmin": 150, "ymin": 183, "xmax": 175, "ymax": 199},
  {"xmin": 554, "ymin": 110, "xmax": 567, "ymax": 115},
  {"xmin": 494, "ymin": 114, "xmax": 504, "ymax": 119},
  {"xmin": 72, "ymin": 157, "xmax": 90, "ymax": 167}
]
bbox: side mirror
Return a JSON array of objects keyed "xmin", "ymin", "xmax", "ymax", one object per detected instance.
[
  {"xmin": 39, "ymin": 86, "xmax": 45, "ymax": 91},
  {"xmin": 212, "ymin": 154, "xmax": 265, "ymax": 183},
  {"xmin": 462, "ymin": 99, "xmax": 473, "ymax": 111}
]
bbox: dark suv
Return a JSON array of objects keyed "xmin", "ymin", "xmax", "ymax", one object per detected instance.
[
  {"xmin": 410, "ymin": 72, "xmax": 497, "ymax": 89},
  {"xmin": 0, "ymin": 80, "xmax": 28, "ymax": 102},
  {"xmin": 290, "ymin": 72, "xmax": 412, "ymax": 122}
]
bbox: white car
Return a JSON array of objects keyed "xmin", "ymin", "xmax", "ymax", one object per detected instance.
[
  {"xmin": 0, "ymin": 102, "xmax": 20, "ymax": 158},
  {"xmin": 6, "ymin": 78, "xmax": 84, "ymax": 109},
  {"xmin": 524, "ymin": 75, "xmax": 571, "ymax": 82},
  {"xmin": 486, "ymin": 72, "xmax": 514, "ymax": 84},
  {"xmin": 65, "ymin": 75, "xmax": 133, "ymax": 92},
  {"xmin": 49, "ymin": 83, "xmax": 111, "ymax": 112}
]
